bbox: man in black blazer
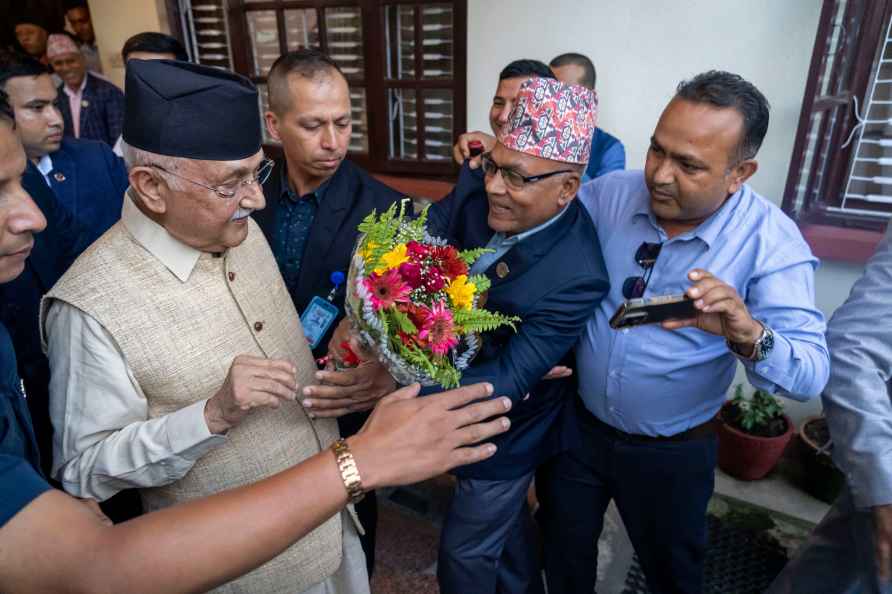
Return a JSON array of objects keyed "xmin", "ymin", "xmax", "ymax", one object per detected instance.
[{"xmin": 252, "ymin": 48, "xmax": 403, "ymax": 576}]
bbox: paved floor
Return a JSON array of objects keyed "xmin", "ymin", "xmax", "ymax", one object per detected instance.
[{"xmin": 369, "ymin": 473, "xmax": 817, "ymax": 594}]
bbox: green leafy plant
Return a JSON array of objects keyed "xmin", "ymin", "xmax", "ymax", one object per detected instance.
[{"xmin": 724, "ymin": 384, "xmax": 787, "ymax": 438}]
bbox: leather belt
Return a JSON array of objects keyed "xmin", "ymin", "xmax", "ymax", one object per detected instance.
[{"xmin": 576, "ymin": 398, "xmax": 718, "ymax": 443}]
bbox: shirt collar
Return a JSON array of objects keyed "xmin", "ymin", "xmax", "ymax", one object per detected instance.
[
  {"xmin": 632, "ymin": 184, "xmax": 747, "ymax": 248},
  {"xmin": 492, "ymin": 203, "xmax": 570, "ymax": 247},
  {"xmin": 63, "ymin": 74, "xmax": 88, "ymax": 98},
  {"xmin": 281, "ymin": 163, "xmax": 333, "ymax": 204},
  {"xmin": 36, "ymin": 154, "xmax": 53, "ymax": 183},
  {"xmin": 121, "ymin": 190, "xmax": 202, "ymax": 283}
]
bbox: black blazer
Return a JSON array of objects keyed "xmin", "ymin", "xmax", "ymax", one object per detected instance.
[
  {"xmin": 253, "ymin": 158, "xmax": 404, "ymax": 358},
  {"xmin": 427, "ymin": 163, "xmax": 611, "ymax": 480}
]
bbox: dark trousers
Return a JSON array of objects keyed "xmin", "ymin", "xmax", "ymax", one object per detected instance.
[
  {"xmin": 538, "ymin": 402, "xmax": 717, "ymax": 594},
  {"xmin": 438, "ymin": 473, "xmax": 545, "ymax": 594},
  {"xmin": 338, "ymin": 410, "xmax": 377, "ymax": 577}
]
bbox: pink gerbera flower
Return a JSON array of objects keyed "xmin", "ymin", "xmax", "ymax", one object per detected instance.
[
  {"xmin": 364, "ymin": 269, "xmax": 411, "ymax": 311},
  {"xmin": 418, "ymin": 301, "xmax": 459, "ymax": 356}
]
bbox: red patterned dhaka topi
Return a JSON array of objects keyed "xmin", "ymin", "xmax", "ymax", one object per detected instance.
[{"xmin": 499, "ymin": 77, "xmax": 599, "ymax": 165}]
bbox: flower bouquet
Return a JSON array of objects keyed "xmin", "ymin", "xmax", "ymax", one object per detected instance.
[{"xmin": 345, "ymin": 200, "xmax": 519, "ymax": 388}]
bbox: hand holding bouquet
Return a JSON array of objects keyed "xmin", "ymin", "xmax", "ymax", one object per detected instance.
[{"xmin": 345, "ymin": 200, "xmax": 519, "ymax": 388}]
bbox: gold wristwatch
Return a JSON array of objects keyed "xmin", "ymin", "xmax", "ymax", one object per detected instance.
[{"xmin": 331, "ymin": 438, "xmax": 365, "ymax": 504}]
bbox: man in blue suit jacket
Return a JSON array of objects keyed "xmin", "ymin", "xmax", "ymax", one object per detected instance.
[
  {"xmin": 35, "ymin": 137, "xmax": 128, "ymax": 244},
  {"xmin": 2, "ymin": 52, "xmax": 127, "ymax": 245},
  {"xmin": 428, "ymin": 78, "xmax": 609, "ymax": 594},
  {"xmin": 47, "ymin": 33, "xmax": 125, "ymax": 149}
]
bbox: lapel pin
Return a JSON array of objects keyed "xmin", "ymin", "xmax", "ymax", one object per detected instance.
[
  {"xmin": 53, "ymin": 172, "xmax": 66, "ymax": 182},
  {"xmin": 81, "ymin": 100, "xmax": 90, "ymax": 108},
  {"xmin": 496, "ymin": 261, "xmax": 509, "ymax": 279}
]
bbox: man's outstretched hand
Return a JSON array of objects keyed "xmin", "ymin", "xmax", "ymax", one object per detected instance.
[{"xmin": 350, "ymin": 382, "xmax": 511, "ymax": 489}]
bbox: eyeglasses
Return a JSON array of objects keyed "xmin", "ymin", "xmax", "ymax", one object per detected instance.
[
  {"xmin": 622, "ymin": 242, "xmax": 663, "ymax": 299},
  {"xmin": 480, "ymin": 153, "xmax": 574, "ymax": 190},
  {"xmin": 150, "ymin": 158, "xmax": 275, "ymax": 200}
]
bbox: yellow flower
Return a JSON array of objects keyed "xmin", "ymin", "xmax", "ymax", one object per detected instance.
[
  {"xmin": 375, "ymin": 243, "xmax": 409, "ymax": 274},
  {"xmin": 446, "ymin": 274, "xmax": 476, "ymax": 310},
  {"xmin": 360, "ymin": 241, "xmax": 378, "ymax": 263}
]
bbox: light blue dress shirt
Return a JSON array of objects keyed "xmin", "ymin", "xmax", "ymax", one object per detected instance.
[
  {"xmin": 469, "ymin": 205, "xmax": 569, "ymax": 275},
  {"xmin": 576, "ymin": 171, "xmax": 829, "ymax": 437}
]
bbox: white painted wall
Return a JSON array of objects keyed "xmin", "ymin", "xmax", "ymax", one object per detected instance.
[
  {"xmin": 86, "ymin": 0, "xmax": 170, "ymax": 88},
  {"xmin": 467, "ymin": 0, "xmax": 868, "ymax": 426}
]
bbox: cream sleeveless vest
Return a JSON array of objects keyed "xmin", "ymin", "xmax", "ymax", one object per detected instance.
[{"xmin": 42, "ymin": 217, "xmax": 343, "ymax": 594}]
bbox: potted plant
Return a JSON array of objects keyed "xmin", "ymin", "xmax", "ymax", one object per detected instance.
[
  {"xmin": 717, "ymin": 384, "xmax": 793, "ymax": 480},
  {"xmin": 798, "ymin": 415, "xmax": 846, "ymax": 504}
]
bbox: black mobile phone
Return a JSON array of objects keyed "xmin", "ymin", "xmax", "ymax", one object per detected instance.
[{"xmin": 609, "ymin": 294, "xmax": 697, "ymax": 329}]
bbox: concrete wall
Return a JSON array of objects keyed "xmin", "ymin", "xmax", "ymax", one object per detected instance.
[
  {"xmin": 467, "ymin": 0, "xmax": 867, "ymax": 426},
  {"xmin": 85, "ymin": 0, "xmax": 170, "ymax": 88}
]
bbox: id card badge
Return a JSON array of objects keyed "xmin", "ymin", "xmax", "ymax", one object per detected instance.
[{"xmin": 301, "ymin": 296, "xmax": 340, "ymax": 349}]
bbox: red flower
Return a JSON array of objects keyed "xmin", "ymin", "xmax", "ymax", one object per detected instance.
[
  {"xmin": 406, "ymin": 241, "xmax": 430, "ymax": 261},
  {"xmin": 338, "ymin": 341, "xmax": 362, "ymax": 367},
  {"xmin": 422, "ymin": 272, "xmax": 446, "ymax": 292},
  {"xmin": 399, "ymin": 262, "xmax": 424, "ymax": 289},
  {"xmin": 430, "ymin": 245, "xmax": 468, "ymax": 278},
  {"xmin": 397, "ymin": 330, "xmax": 417, "ymax": 347}
]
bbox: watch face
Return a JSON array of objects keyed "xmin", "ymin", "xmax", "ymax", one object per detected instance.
[{"xmin": 756, "ymin": 326, "xmax": 775, "ymax": 361}]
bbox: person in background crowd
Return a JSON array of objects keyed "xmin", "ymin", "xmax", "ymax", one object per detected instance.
[
  {"xmin": 13, "ymin": 15, "xmax": 49, "ymax": 65},
  {"xmin": 0, "ymin": 50, "xmax": 121, "ymax": 488},
  {"xmin": 45, "ymin": 58, "xmax": 370, "ymax": 594},
  {"xmin": 254, "ymin": 48, "xmax": 404, "ymax": 577},
  {"xmin": 0, "ymin": 85, "xmax": 513, "ymax": 588},
  {"xmin": 538, "ymin": 71, "xmax": 830, "ymax": 594},
  {"xmin": 451, "ymin": 59, "xmax": 555, "ymax": 168},
  {"xmin": 766, "ymin": 223, "xmax": 892, "ymax": 594},
  {"xmin": 0, "ymin": 52, "xmax": 127, "ymax": 244},
  {"xmin": 111, "ymin": 31, "xmax": 189, "ymax": 156},
  {"xmin": 47, "ymin": 32, "xmax": 123, "ymax": 148},
  {"xmin": 550, "ymin": 52, "xmax": 626, "ymax": 181},
  {"xmin": 65, "ymin": 2, "xmax": 103, "ymax": 75},
  {"xmin": 121, "ymin": 31, "xmax": 188, "ymax": 63}
]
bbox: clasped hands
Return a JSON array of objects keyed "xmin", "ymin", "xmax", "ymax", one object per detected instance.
[{"xmin": 301, "ymin": 318, "xmax": 397, "ymax": 418}]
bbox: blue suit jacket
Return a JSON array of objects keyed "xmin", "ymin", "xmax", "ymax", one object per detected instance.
[
  {"xmin": 585, "ymin": 128, "xmax": 626, "ymax": 180},
  {"xmin": 57, "ymin": 73, "xmax": 125, "ymax": 148},
  {"xmin": 0, "ymin": 165, "xmax": 90, "ymax": 475},
  {"xmin": 46, "ymin": 138, "xmax": 129, "ymax": 244},
  {"xmin": 428, "ymin": 164, "xmax": 610, "ymax": 479}
]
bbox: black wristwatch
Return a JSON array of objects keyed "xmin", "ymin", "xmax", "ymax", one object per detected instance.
[{"xmin": 728, "ymin": 322, "xmax": 775, "ymax": 362}]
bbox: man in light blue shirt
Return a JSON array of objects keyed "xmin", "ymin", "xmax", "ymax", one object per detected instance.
[{"xmin": 538, "ymin": 71, "xmax": 829, "ymax": 594}]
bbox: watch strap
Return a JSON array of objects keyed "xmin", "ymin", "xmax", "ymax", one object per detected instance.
[{"xmin": 331, "ymin": 438, "xmax": 365, "ymax": 504}]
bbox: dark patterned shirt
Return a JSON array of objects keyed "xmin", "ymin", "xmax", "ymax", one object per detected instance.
[{"xmin": 273, "ymin": 166, "xmax": 330, "ymax": 297}]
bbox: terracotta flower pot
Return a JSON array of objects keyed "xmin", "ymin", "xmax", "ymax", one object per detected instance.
[
  {"xmin": 798, "ymin": 416, "xmax": 845, "ymax": 504},
  {"xmin": 717, "ymin": 403, "xmax": 793, "ymax": 481}
]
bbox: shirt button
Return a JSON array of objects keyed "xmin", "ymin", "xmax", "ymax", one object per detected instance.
[
  {"xmin": 228, "ymin": 272, "xmax": 236, "ymax": 281},
  {"xmin": 254, "ymin": 321, "xmax": 264, "ymax": 332}
]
